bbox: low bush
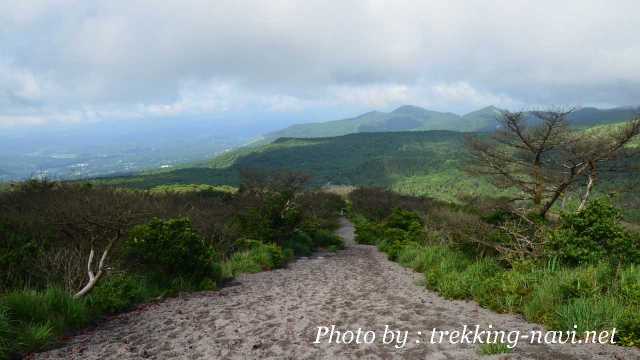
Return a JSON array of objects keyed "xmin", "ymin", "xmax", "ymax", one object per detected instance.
[
  {"xmin": 618, "ymin": 311, "xmax": 640, "ymax": 347},
  {"xmin": 124, "ymin": 218, "xmax": 222, "ymax": 284},
  {"xmin": 86, "ymin": 274, "xmax": 160, "ymax": 315},
  {"xmin": 546, "ymin": 199, "xmax": 640, "ymax": 266},
  {"xmin": 249, "ymin": 243, "xmax": 286, "ymax": 270},
  {"xmin": 377, "ymin": 228, "xmax": 412, "ymax": 261},
  {"xmin": 385, "ymin": 208, "xmax": 423, "ymax": 232},
  {"xmin": 222, "ymin": 242, "xmax": 287, "ymax": 277},
  {"xmin": 0, "ymin": 223, "xmax": 48, "ymax": 291},
  {"xmin": 308, "ymin": 229, "xmax": 344, "ymax": 250},
  {"xmin": 353, "ymin": 216, "xmax": 385, "ymax": 245},
  {"xmin": 282, "ymin": 231, "xmax": 314, "ymax": 256}
]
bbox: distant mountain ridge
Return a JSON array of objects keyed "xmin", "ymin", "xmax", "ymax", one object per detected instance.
[{"xmin": 263, "ymin": 105, "xmax": 639, "ymax": 140}]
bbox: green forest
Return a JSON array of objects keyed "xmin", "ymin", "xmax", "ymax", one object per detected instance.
[{"xmin": 100, "ymin": 120, "xmax": 640, "ymax": 222}]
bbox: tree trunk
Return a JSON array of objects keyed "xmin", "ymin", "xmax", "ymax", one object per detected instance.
[
  {"xmin": 533, "ymin": 161, "xmax": 543, "ymax": 206},
  {"xmin": 577, "ymin": 168, "xmax": 596, "ymax": 212},
  {"xmin": 74, "ymin": 238, "xmax": 116, "ymax": 298}
]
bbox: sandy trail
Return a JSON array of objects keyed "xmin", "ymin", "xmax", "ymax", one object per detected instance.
[{"xmin": 37, "ymin": 218, "xmax": 639, "ymax": 359}]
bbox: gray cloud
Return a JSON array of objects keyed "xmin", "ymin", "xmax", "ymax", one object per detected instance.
[{"xmin": 1, "ymin": 0, "xmax": 639, "ymax": 126}]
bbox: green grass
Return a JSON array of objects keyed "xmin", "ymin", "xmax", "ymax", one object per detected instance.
[
  {"xmin": 0, "ymin": 305, "xmax": 10, "ymax": 359},
  {"xmin": 478, "ymin": 342, "xmax": 513, "ymax": 355},
  {"xmin": 0, "ymin": 288, "xmax": 91, "ymax": 355},
  {"xmin": 1, "ymin": 288, "xmax": 90, "ymax": 332},
  {"xmin": 15, "ymin": 323, "xmax": 53, "ymax": 352},
  {"xmin": 555, "ymin": 297, "xmax": 626, "ymax": 334},
  {"xmin": 352, "ymin": 214, "xmax": 640, "ymax": 348},
  {"xmin": 222, "ymin": 242, "xmax": 287, "ymax": 278},
  {"xmin": 222, "ymin": 251, "xmax": 264, "ymax": 277},
  {"xmin": 148, "ymin": 184, "xmax": 236, "ymax": 194}
]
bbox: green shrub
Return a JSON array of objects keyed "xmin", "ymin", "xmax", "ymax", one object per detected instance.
[
  {"xmin": 354, "ymin": 219, "xmax": 384, "ymax": 245},
  {"xmin": 282, "ymin": 231, "xmax": 313, "ymax": 256},
  {"xmin": 546, "ymin": 199, "xmax": 640, "ymax": 266},
  {"xmin": 0, "ymin": 223, "xmax": 48, "ymax": 291},
  {"xmin": 223, "ymin": 252, "xmax": 262, "ymax": 277},
  {"xmin": 385, "ymin": 208, "xmax": 423, "ymax": 232},
  {"xmin": 471, "ymin": 270, "xmax": 535, "ymax": 313},
  {"xmin": 618, "ymin": 311, "xmax": 640, "ymax": 347},
  {"xmin": 377, "ymin": 228, "xmax": 412, "ymax": 261},
  {"xmin": 125, "ymin": 218, "xmax": 222, "ymax": 283},
  {"xmin": 309, "ymin": 229, "xmax": 344, "ymax": 250},
  {"xmin": 222, "ymin": 242, "xmax": 286, "ymax": 277},
  {"xmin": 556, "ymin": 263, "xmax": 612, "ymax": 299},
  {"xmin": 86, "ymin": 274, "xmax": 159, "ymax": 315},
  {"xmin": 555, "ymin": 297, "xmax": 625, "ymax": 334},
  {"xmin": 249, "ymin": 243, "xmax": 285, "ymax": 270}
]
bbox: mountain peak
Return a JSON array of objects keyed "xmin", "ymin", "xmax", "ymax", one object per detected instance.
[
  {"xmin": 462, "ymin": 105, "xmax": 502, "ymax": 117},
  {"xmin": 390, "ymin": 105, "xmax": 429, "ymax": 114}
]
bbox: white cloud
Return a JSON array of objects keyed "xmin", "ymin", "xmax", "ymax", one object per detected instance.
[
  {"xmin": 0, "ymin": 0, "xmax": 639, "ymax": 126},
  {"xmin": 426, "ymin": 82, "xmax": 521, "ymax": 110},
  {"xmin": 329, "ymin": 84, "xmax": 411, "ymax": 108},
  {"xmin": 0, "ymin": 60, "xmax": 45, "ymax": 103}
]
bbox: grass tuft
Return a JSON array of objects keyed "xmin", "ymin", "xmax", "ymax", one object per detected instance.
[
  {"xmin": 478, "ymin": 342, "xmax": 513, "ymax": 355},
  {"xmin": 555, "ymin": 297, "xmax": 625, "ymax": 334}
]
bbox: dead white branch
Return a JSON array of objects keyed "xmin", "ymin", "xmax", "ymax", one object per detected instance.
[{"xmin": 73, "ymin": 237, "xmax": 116, "ymax": 298}]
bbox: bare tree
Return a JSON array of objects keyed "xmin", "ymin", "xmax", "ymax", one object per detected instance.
[
  {"xmin": 466, "ymin": 109, "xmax": 640, "ymax": 218},
  {"xmin": 570, "ymin": 119, "xmax": 640, "ymax": 211},
  {"xmin": 45, "ymin": 185, "xmax": 150, "ymax": 297}
]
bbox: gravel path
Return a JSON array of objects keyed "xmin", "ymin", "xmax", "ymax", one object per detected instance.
[{"xmin": 36, "ymin": 218, "xmax": 640, "ymax": 359}]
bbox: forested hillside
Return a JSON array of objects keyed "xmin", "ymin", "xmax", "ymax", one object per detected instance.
[
  {"xmin": 100, "ymin": 131, "xmax": 484, "ymax": 200},
  {"xmin": 261, "ymin": 105, "xmax": 640, "ymax": 140},
  {"xmin": 99, "ymin": 121, "xmax": 639, "ymax": 221}
]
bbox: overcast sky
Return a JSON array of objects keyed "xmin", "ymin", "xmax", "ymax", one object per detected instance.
[{"xmin": 1, "ymin": 0, "xmax": 639, "ymax": 128}]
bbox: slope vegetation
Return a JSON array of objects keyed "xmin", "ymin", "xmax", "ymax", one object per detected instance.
[
  {"xmin": 263, "ymin": 105, "xmax": 639, "ymax": 140},
  {"xmin": 100, "ymin": 130, "xmax": 491, "ymax": 201}
]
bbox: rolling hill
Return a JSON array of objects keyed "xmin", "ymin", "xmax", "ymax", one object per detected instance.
[
  {"xmin": 261, "ymin": 105, "xmax": 639, "ymax": 141},
  {"xmin": 99, "ymin": 120, "xmax": 640, "ymax": 221},
  {"xmin": 99, "ymin": 130, "xmax": 490, "ymax": 201}
]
